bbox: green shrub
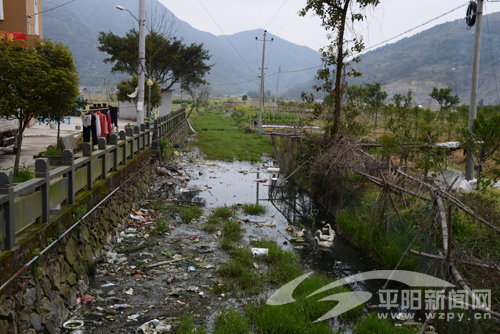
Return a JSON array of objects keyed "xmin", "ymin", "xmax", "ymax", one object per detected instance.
[
  {"xmin": 211, "ymin": 206, "xmax": 233, "ymax": 219},
  {"xmin": 44, "ymin": 147, "xmax": 62, "ymax": 156},
  {"xmin": 176, "ymin": 314, "xmax": 207, "ymax": 334},
  {"xmin": 214, "ymin": 308, "xmax": 251, "ymax": 334},
  {"xmin": 241, "ymin": 203, "xmax": 266, "ymax": 215}
]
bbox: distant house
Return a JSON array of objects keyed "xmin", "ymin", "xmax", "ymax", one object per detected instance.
[{"xmin": 0, "ymin": 0, "xmax": 44, "ymax": 136}]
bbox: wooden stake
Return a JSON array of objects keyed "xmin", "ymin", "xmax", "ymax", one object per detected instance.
[{"xmin": 147, "ymin": 257, "xmax": 188, "ymax": 268}]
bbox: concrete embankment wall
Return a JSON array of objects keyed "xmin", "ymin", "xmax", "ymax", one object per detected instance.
[{"xmin": 0, "ymin": 120, "xmax": 189, "ymax": 334}]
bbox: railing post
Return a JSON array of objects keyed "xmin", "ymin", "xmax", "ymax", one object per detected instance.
[
  {"xmin": 153, "ymin": 120, "xmax": 158, "ymax": 141},
  {"xmin": 145, "ymin": 122, "xmax": 151, "ymax": 147},
  {"xmin": 119, "ymin": 130, "xmax": 127, "ymax": 165},
  {"xmin": 126, "ymin": 127, "xmax": 134, "ymax": 159},
  {"xmin": 134, "ymin": 126, "xmax": 140, "ymax": 154},
  {"xmin": 83, "ymin": 142, "xmax": 93, "ymax": 190},
  {"xmin": 110, "ymin": 133, "xmax": 118, "ymax": 171},
  {"xmin": 0, "ymin": 171, "xmax": 15, "ymax": 250},
  {"xmin": 62, "ymin": 150, "xmax": 75, "ymax": 205},
  {"xmin": 140, "ymin": 124, "xmax": 145, "ymax": 150},
  {"xmin": 98, "ymin": 137, "xmax": 107, "ymax": 179},
  {"xmin": 35, "ymin": 158, "xmax": 50, "ymax": 223}
]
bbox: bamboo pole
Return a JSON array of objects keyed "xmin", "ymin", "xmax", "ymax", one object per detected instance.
[{"xmin": 147, "ymin": 257, "xmax": 188, "ymax": 268}]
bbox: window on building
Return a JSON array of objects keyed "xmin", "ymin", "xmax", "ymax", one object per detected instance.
[{"xmin": 0, "ymin": 0, "xmax": 4, "ymax": 21}]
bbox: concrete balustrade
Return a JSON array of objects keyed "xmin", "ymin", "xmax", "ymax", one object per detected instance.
[{"xmin": 0, "ymin": 110, "xmax": 186, "ymax": 251}]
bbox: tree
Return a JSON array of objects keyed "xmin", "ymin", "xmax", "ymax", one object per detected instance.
[
  {"xmin": 242, "ymin": 95, "xmax": 248, "ymax": 102},
  {"xmin": 98, "ymin": 31, "xmax": 212, "ymax": 92},
  {"xmin": 186, "ymin": 84, "xmax": 210, "ymax": 118},
  {"xmin": 300, "ymin": 0, "xmax": 380, "ymax": 138},
  {"xmin": 117, "ymin": 76, "xmax": 162, "ymax": 111},
  {"xmin": 0, "ymin": 38, "xmax": 79, "ymax": 175},
  {"xmin": 247, "ymin": 91, "xmax": 258, "ymax": 99},
  {"xmin": 429, "ymin": 87, "xmax": 460, "ymax": 128},
  {"xmin": 364, "ymin": 82, "xmax": 387, "ymax": 127},
  {"xmin": 459, "ymin": 111, "xmax": 500, "ymax": 178}
]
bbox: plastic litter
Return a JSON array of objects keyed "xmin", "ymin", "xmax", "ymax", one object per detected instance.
[
  {"xmin": 253, "ymin": 179, "xmax": 268, "ymax": 183},
  {"xmin": 167, "ymin": 275, "xmax": 175, "ymax": 284},
  {"xmin": 101, "ymin": 283, "xmax": 117, "ymax": 287},
  {"xmin": 241, "ymin": 216, "xmax": 266, "ymax": 224},
  {"xmin": 252, "ymin": 248, "xmax": 269, "ymax": 259},
  {"xmin": 109, "ymin": 304, "xmax": 130, "ymax": 309},
  {"xmin": 62, "ymin": 320, "xmax": 84, "ymax": 329},
  {"xmin": 187, "ymin": 266, "xmax": 196, "ymax": 271},
  {"xmin": 137, "ymin": 319, "xmax": 172, "ymax": 334}
]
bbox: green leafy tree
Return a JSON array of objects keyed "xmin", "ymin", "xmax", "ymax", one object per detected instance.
[
  {"xmin": 429, "ymin": 87, "xmax": 460, "ymax": 128},
  {"xmin": 117, "ymin": 76, "xmax": 162, "ymax": 108},
  {"xmin": 98, "ymin": 31, "xmax": 212, "ymax": 92},
  {"xmin": 459, "ymin": 111, "xmax": 500, "ymax": 178},
  {"xmin": 300, "ymin": 0, "xmax": 380, "ymax": 138},
  {"xmin": 364, "ymin": 82, "xmax": 388, "ymax": 128},
  {"xmin": 242, "ymin": 95, "xmax": 248, "ymax": 102},
  {"xmin": 0, "ymin": 38, "xmax": 79, "ymax": 175}
]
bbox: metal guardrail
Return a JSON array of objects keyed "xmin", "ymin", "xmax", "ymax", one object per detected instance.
[{"xmin": 0, "ymin": 111, "xmax": 185, "ymax": 251}]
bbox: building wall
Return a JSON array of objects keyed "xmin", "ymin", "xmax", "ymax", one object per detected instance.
[
  {"xmin": 0, "ymin": 0, "xmax": 42, "ymax": 44},
  {"xmin": 159, "ymin": 90, "xmax": 173, "ymax": 117}
]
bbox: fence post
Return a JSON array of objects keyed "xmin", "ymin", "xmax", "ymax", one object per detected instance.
[
  {"xmin": 126, "ymin": 127, "xmax": 134, "ymax": 159},
  {"xmin": 140, "ymin": 124, "xmax": 145, "ymax": 150},
  {"xmin": 35, "ymin": 158, "xmax": 50, "ymax": 223},
  {"xmin": 119, "ymin": 130, "xmax": 127, "ymax": 165},
  {"xmin": 134, "ymin": 126, "xmax": 140, "ymax": 154},
  {"xmin": 83, "ymin": 142, "xmax": 93, "ymax": 190},
  {"xmin": 0, "ymin": 171, "xmax": 15, "ymax": 250},
  {"xmin": 110, "ymin": 133, "xmax": 118, "ymax": 171},
  {"xmin": 145, "ymin": 122, "xmax": 151, "ymax": 147},
  {"xmin": 62, "ymin": 150, "xmax": 75, "ymax": 205},
  {"xmin": 153, "ymin": 120, "xmax": 158, "ymax": 141},
  {"xmin": 98, "ymin": 137, "xmax": 107, "ymax": 179}
]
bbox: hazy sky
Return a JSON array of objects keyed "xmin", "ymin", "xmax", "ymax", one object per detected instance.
[{"xmin": 159, "ymin": 0, "xmax": 500, "ymax": 52}]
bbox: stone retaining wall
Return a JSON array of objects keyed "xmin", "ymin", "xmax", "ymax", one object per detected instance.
[{"xmin": 0, "ymin": 120, "xmax": 189, "ymax": 334}]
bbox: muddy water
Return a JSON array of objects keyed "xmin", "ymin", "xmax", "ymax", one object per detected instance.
[{"xmin": 179, "ymin": 151, "xmax": 383, "ymax": 302}]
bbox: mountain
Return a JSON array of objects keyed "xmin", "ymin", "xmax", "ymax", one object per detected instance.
[
  {"xmin": 42, "ymin": 0, "xmax": 321, "ymax": 96},
  {"xmin": 282, "ymin": 12, "xmax": 500, "ymax": 105}
]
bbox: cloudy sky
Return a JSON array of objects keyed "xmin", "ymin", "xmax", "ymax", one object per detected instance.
[{"xmin": 160, "ymin": 0, "xmax": 500, "ymax": 52}]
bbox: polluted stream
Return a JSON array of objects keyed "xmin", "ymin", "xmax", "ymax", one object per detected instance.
[{"xmin": 63, "ymin": 146, "xmax": 409, "ymax": 334}]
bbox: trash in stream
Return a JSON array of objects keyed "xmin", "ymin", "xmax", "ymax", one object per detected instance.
[
  {"xmin": 124, "ymin": 288, "xmax": 134, "ymax": 295},
  {"xmin": 62, "ymin": 319, "xmax": 84, "ymax": 330},
  {"xmin": 257, "ymin": 220, "xmax": 276, "ymax": 227},
  {"xmin": 137, "ymin": 319, "xmax": 171, "ymax": 334},
  {"xmin": 189, "ymin": 236, "xmax": 200, "ymax": 241},
  {"xmin": 109, "ymin": 304, "xmax": 130, "ymax": 309},
  {"xmin": 167, "ymin": 275, "xmax": 175, "ymax": 284},
  {"xmin": 241, "ymin": 216, "xmax": 266, "ymax": 224},
  {"xmin": 252, "ymin": 248, "xmax": 268, "ymax": 259},
  {"xmin": 253, "ymin": 179, "xmax": 267, "ymax": 183},
  {"xmin": 196, "ymin": 246, "xmax": 213, "ymax": 253},
  {"xmin": 187, "ymin": 266, "xmax": 196, "ymax": 271}
]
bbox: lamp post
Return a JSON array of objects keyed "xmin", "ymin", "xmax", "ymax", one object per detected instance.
[
  {"xmin": 116, "ymin": 1, "xmax": 146, "ymax": 126},
  {"xmin": 147, "ymin": 78, "xmax": 153, "ymax": 122}
]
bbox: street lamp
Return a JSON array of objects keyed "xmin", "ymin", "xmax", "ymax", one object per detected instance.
[
  {"xmin": 147, "ymin": 78, "xmax": 153, "ymax": 123},
  {"xmin": 116, "ymin": 2, "xmax": 146, "ymax": 126}
]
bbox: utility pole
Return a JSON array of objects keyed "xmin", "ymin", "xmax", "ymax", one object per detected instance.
[
  {"xmin": 256, "ymin": 30, "xmax": 273, "ymax": 134},
  {"xmin": 137, "ymin": 0, "xmax": 146, "ymax": 126},
  {"xmin": 466, "ymin": 0, "xmax": 484, "ymax": 180},
  {"xmin": 273, "ymin": 66, "xmax": 281, "ymax": 118}
]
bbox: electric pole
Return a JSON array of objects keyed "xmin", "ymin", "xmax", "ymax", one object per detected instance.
[
  {"xmin": 273, "ymin": 66, "xmax": 281, "ymax": 118},
  {"xmin": 137, "ymin": 0, "xmax": 146, "ymax": 126},
  {"xmin": 256, "ymin": 30, "xmax": 273, "ymax": 134},
  {"xmin": 465, "ymin": 0, "xmax": 484, "ymax": 180}
]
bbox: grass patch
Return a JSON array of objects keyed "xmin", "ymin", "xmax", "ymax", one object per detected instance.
[
  {"xmin": 203, "ymin": 216, "xmax": 221, "ymax": 233},
  {"xmin": 44, "ymin": 146, "xmax": 61, "ymax": 156},
  {"xmin": 214, "ymin": 308, "xmax": 251, "ymax": 334},
  {"xmin": 218, "ymin": 247, "xmax": 262, "ymax": 294},
  {"xmin": 255, "ymin": 239, "xmax": 302, "ymax": 284},
  {"xmin": 241, "ymin": 203, "xmax": 266, "ymax": 215},
  {"xmin": 336, "ymin": 190, "xmax": 420, "ymax": 270},
  {"xmin": 222, "ymin": 220, "xmax": 243, "ymax": 244},
  {"xmin": 176, "ymin": 314, "xmax": 207, "ymax": 334},
  {"xmin": 353, "ymin": 312, "xmax": 413, "ymax": 334},
  {"xmin": 245, "ymin": 273, "xmax": 361, "ymax": 334},
  {"xmin": 155, "ymin": 219, "xmax": 169, "ymax": 232},
  {"xmin": 12, "ymin": 165, "xmax": 34, "ymax": 183},
  {"xmin": 211, "ymin": 206, "xmax": 233, "ymax": 220},
  {"xmin": 192, "ymin": 111, "xmax": 273, "ymax": 162},
  {"xmin": 177, "ymin": 205, "xmax": 202, "ymax": 222}
]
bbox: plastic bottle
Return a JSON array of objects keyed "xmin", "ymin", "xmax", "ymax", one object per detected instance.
[{"xmin": 109, "ymin": 304, "xmax": 130, "ymax": 309}]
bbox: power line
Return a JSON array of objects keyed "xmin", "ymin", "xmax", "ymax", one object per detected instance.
[
  {"xmin": 264, "ymin": 0, "xmax": 288, "ymax": 30},
  {"xmin": 484, "ymin": 3, "xmax": 500, "ymax": 105},
  {"xmin": 275, "ymin": 12, "xmax": 297, "ymax": 35},
  {"xmin": 196, "ymin": 0, "xmax": 257, "ymax": 78},
  {"xmin": 36, "ymin": 0, "xmax": 76, "ymax": 16},
  {"xmin": 364, "ymin": 2, "xmax": 470, "ymax": 53}
]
